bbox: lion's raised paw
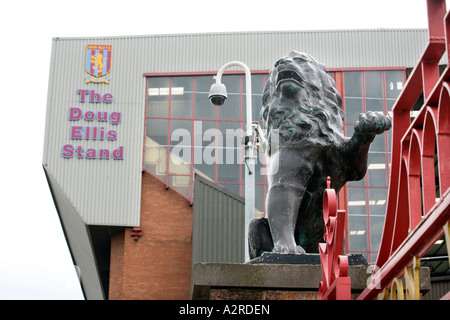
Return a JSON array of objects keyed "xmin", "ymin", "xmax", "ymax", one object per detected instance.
[{"xmin": 354, "ymin": 111, "xmax": 392, "ymax": 135}]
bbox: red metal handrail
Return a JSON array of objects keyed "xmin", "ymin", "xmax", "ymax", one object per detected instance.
[
  {"xmin": 358, "ymin": 0, "xmax": 450, "ymax": 300},
  {"xmin": 319, "ymin": 177, "xmax": 351, "ymax": 300}
]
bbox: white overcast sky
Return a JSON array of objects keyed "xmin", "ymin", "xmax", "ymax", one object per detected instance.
[{"xmin": 0, "ymin": 0, "xmax": 432, "ymax": 300}]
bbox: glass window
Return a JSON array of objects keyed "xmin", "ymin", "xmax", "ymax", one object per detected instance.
[
  {"xmin": 147, "ymin": 118, "xmax": 168, "ymax": 146},
  {"xmin": 255, "ymin": 184, "xmax": 266, "ymax": 216},
  {"xmin": 144, "ymin": 118, "xmax": 169, "ymax": 182},
  {"xmin": 224, "ymin": 183, "xmax": 241, "ymax": 198},
  {"xmin": 219, "ymin": 121, "xmax": 244, "ymax": 165},
  {"xmin": 218, "ymin": 159, "xmax": 240, "ymax": 183},
  {"xmin": 344, "ymin": 72, "xmax": 363, "ymax": 98},
  {"xmin": 385, "ymin": 70, "xmax": 405, "ymax": 100},
  {"xmin": 344, "ymin": 123, "xmax": 354, "ymax": 138},
  {"xmin": 144, "ymin": 68, "xmax": 405, "ymax": 263},
  {"xmin": 349, "ymin": 215, "xmax": 368, "ymax": 252},
  {"xmin": 195, "ymin": 76, "xmax": 217, "ymax": 120},
  {"xmin": 217, "ymin": 120, "xmax": 242, "ymax": 184},
  {"xmin": 170, "ymin": 77, "xmax": 194, "ymax": 119},
  {"xmin": 370, "ymin": 133, "xmax": 387, "ymax": 153},
  {"xmin": 345, "ymin": 98, "xmax": 363, "ymax": 124},
  {"xmin": 365, "ymin": 71, "xmax": 383, "ymax": 98},
  {"xmin": 347, "ymin": 174, "xmax": 366, "ymax": 188},
  {"xmin": 194, "ymin": 158, "xmax": 215, "ymax": 182},
  {"xmin": 347, "ymin": 187, "xmax": 367, "ymax": 215},
  {"xmin": 147, "ymin": 77, "xmax": 170, "ymax": 118},
  {"xmin": 366, "ymin": 98, "xmax": 384, "ymax": 113},
  {"xmin": 169, "ymin": 119, "xmax": 192, "ymax": 173},
  {"xmin": 248, "ymin": 74, "xmax": 267, "ymax": 122},
  {"xmin": 198, "ymin": 120, "xmax": 219, "ymax": 167},
  {"xmin": 369, "ymin": 188, "xmax": 388, "ymax": 216},
  {"xmin": 219, "ymin": 75, "xmax": 241, "ymax": 121},
  {"xmin": 370, "ymin": 215, "xmax": 386, "ymax": 257},
  {"xmin": 368, "ymin": 153, "xmax": 388, "ymax": 187}
]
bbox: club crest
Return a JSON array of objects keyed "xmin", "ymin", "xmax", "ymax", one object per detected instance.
[{"xmin": 85, "ymin": 44, "xmax": 112, "ymax": 84}]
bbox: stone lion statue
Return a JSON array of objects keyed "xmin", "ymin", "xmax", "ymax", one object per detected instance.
[{"xmin": 248, "ymin": 51, "xmax": 391, "ymax": 259}]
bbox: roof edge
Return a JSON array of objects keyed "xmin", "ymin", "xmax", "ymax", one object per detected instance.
[{"xmin": 52, "ymin": 28, "xmax": 429, "ymax": 41}]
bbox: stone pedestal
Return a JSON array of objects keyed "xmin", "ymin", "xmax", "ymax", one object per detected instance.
[
  {"xmin": 191, "ymin": 253, "xmax": 430, "ymax": 300},
  {"xmin": 191, "ymin": 253, "xmax": 369, "ymax": 300}
]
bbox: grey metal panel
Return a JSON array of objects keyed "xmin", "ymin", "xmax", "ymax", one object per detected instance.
[
  {"xmin": 192, "ymin": 174, "xmax": 245, "ymax": 266},
  {"xmin": 44, "ymin": 167, "xmax": 104, "ymax": 300},
  {"xmin": 141, "ymin": 29, "xmax": 430, "ymax": 71},
  {"xmin": 43, "ymin": 37, "xmax": 144, "ymax": 226},
  {"xmin": 423, "ymin": 277, "xmax": 450, "ymax": 300},
  {"xmin": 53, "ymin": 29, "xmax": 431, "ymax": 74}
]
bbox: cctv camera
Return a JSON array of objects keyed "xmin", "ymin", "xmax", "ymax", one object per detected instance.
[
  {"xmin": 209, "ymin": 94, "xmax": 227, "ymax": 106},
  {"xmin": 209, "ymin": 82, "xmax": 227, "ymax": 106}
]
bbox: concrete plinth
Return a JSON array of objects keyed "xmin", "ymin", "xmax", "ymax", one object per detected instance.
[
  {"xmin": 191, "ymin": 256, "xmax": 431, "ymax": 300},
  {"xmin": 191, "ymin": 261, "xmax": 369, "ymax": 300}
]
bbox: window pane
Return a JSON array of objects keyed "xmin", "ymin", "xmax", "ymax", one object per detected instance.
[
  {"xmin": 368, "ymin": 153, "xmax": 388, "ymax": 187},
  {"xmin": 147, "ymin": 77, "xmax": 170, "ymax": 117},
  {"xmin": 344, "ymin": 72, "xmax": 362, "ymax": 98},
  {"xmin": 223, "ymin": 183, "xmax": 241, "ymax": 197},
  {"xmin": 218, "ymin": 158, "xmax": 240, "ymax": 183},
  {"xmin": 365, "ymin": 71, "xmax": 383, "ymax": 98},
  {"xmin": 345, "ymin": 98, "xmax": 363, "ymax": 124},
  {"xmin": 347, "ymin": 187, "xmax": 367, "ymax": 215},
  {"xmin": 247, "ymin": 74, "xmax": 266, "ymax": 122},
  {"xmin": 217, "ymin": 121, "xmax": 242, "ymax": 185},
  {"xmin": 219, "ymin": 121, "xmax": 244, "ymax": 166},
  {"xmin": 255, "ymin": 184, "xmax": 265, "ymax": 216},
  {"xmin": 345, "ymin": 124, "xmax": 354, "ymax": 137},
  {"xmin": 349, "ymin": 215, "xmax": 367, "ymax": 252},
  {"xmin": 194, "ymin": 161, "xmax": 215, "ymax": 182},
  {"xmin": 385, "ymin": 70, "xmax": 404, "ymax": 100},
  {"xmin": 146, "ymin": 118, "xmax": 168, "ymax": 146},
  {"xmin": 369, "ymin": 188, "xmax": 388, "ymax": 216},
  {"xmin": 195, "ymin": 75, "xmax": 217, "ymax": 120},
  {"xmin": 366, "ymin": 98, "xmax": 384, "ymax": 112},
  {"xmin": 254, "ymin": 159, "xmax": 265, "ymax": 185},
  {"xmin": 193, "ymin": 120, "xmax": 216, "ymax": 181},
  {"xmin": 171, "ymin": 77, "xmax": 194, "ymax": 119},
  {"xmin": 370, "ymin": 132, "xmax": 387, "ymax": 153},
  {"xmin": 145, "ymin": 118, "xmax": 169, "ymax": 181},
  {"xmin": 219, "ymin": 75, "xmax": 241, "ymax": 120},
  {"xmin": 370, "ymin": 215, "xmax": 385, "ymax": 254},
  {"xmin": 169, "ymin": 120, "xmax": 192, "ymax": 173},
  {"xmin": 348, "ymin": 178, "xmax": 367, "ymax": 187}
]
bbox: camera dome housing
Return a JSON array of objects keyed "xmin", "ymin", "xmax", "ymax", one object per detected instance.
[{"xmin": 208, "ymin": 82, "xmax": 228, "ymax": 106}]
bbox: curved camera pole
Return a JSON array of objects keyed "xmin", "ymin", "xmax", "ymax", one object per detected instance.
[{"xmin": 212, "ymin": 61, "xmax": 254, "ymax": 262}]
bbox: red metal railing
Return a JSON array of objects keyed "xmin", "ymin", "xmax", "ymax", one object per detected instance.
[
  {"xmin": 357, "ymin": 0, "xmax": 450, "ymax": 300},
  {"xmin": 319, "ymin": 177, "xmax": 351, "ymax": 300}
]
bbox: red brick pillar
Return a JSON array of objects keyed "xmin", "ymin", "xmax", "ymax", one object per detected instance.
[{"xmin": 109, "ymin": 172, "xmax": 193, "ymax": 299}]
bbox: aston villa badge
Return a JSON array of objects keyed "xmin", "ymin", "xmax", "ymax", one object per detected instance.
[{"xmin": 85, "ymin": 44, "xmax": 112, "ymax": 84}]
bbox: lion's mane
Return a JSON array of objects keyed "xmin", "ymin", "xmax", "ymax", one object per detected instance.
[{"xmin": 260, "ymin": 51, "xmax": 345, "ymax": 148}]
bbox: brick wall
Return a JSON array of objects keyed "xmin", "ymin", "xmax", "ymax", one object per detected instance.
[{"xmin": 109, "ymin": 172, "xmax": 193, "ymax": 299}]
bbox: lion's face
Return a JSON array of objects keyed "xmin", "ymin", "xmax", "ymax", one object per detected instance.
[
  {"xmin": 264, "ymin": 51, "xmax": 326, "ymax": 103},
  {"xmin": 261, "ymin": 51, "xmax": 344, "ymax": 147}
]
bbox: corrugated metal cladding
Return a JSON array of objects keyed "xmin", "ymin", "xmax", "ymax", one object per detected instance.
[
  {"xmin": 192, "ymin": 175, "xmax": 245, "ymax": 266},
  {"xmin": 43, "ymin": 37, "xmax": 145, "ymax": 226},
  {"xmin": 423, "ymin": 278, "xmax": 450, "ymax": 300},
  {"xmin": 128, "ymin": 28, "xmax": 430, "ymax": 71},
  {"xmin": 43, "ymin": 28, "xmax": 431, "ymax": 227}
]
